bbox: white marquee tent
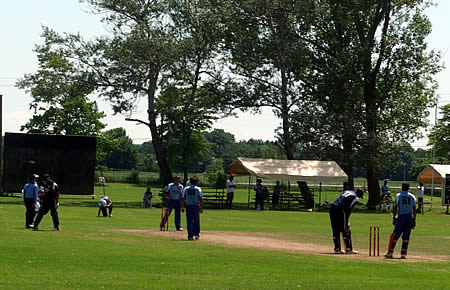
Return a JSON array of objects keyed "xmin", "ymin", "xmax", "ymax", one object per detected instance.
[{"xmin": 226, "ymin": 157, "xmax": 348, "ymax": 182}]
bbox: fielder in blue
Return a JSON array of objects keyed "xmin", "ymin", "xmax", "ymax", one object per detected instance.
[
  {"xmin": 385, "ymin": 183, "xmax": 416, "ymax": 259},
  {"xmin": 162, "ymin": 176, "xmax": 184, "ymax": 231},
  {"xmin": 23, "ymin": 174, "xmax": 39, "ymax": 228},
  {"xmin": 181, "ymin": 177, "xmax": 203, "ymax": 240}
]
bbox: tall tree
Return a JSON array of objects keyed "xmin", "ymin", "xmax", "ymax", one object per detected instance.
[
  {"xmin": 158, "ymin": 0, "xmax": 226, "ymax": 183},
  {"xmin": 343, "ymin": 0, "xmax": 440, "ymax": 206},
  {"xmin": 17, "ymin": 41, "xmax": 105, "ymax": 136},
  {"xmin": 215, "ymin": 0, "xmax": 315, "ymax": 159},
  {"xmin": 40, "ymin": 0, "xmax": 225, "ymax": 184},
  {"xmin": 294, "ymin": 0, "xmax": 441, "ymax": 206}
]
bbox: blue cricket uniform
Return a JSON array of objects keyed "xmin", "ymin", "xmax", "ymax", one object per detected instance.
[
  {"xmin": 272, "ymin": 185, "xmax": 281, "ymax": 208},
  {"xmin": 163, "ymin": 183, "xmax": 184, "ymax": 230},
  {"xmin": 329, "ymin": 190, "xmax": 360, "ymax": 251},
  {"xmin": 98, "ymin": 197, "xmax": 113, "ymax": 216},
  {"xmin": 273, "ymin": 185, "xmax": 281, "ymax": 197},
  {"xmin": 23, "ymin": 182, "xmax": 39, "ymax": 227},
  {"xmin": 381, "ymin": 184, "xmax": 389, "ymax": 196},
  {"xmin": 182, "ymin": 185, "xmax": 203, "ymax": 239},
  {"xmin": 389, "ymin": 191, "xmax": 416, "ymax": 256}
]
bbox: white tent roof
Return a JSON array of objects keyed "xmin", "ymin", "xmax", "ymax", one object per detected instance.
[
  {"xmin": 226, "ymin": 157, "xmax": 348, "ymax": 182},
  {"xmin": 417, "ymin": 164, "xmax": 450, "ymax": 184}
]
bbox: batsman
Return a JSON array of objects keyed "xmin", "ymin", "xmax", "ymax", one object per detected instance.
[
  {"xmin": 385, "ymin": 183, "xmax": 416, "ymax": 259},
  {"xmin": 329, "ymin": 189, "xmax": 364, "ymax": 254}
]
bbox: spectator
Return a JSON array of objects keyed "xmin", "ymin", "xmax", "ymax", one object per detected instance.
[
  {"xmin": 381, "ymin": 179, "xmax": 390, "ymax": 197},
  {"xmin": 98, "ymin": 196, "xmax": 113, "ymax": 217},
  {"xmin": 23, "ymin": 174, "xmax": 39, "ymax": 229},
  {"xmin": 225, "ymin": 176, "xmax": 236, "ymax": 209},
  {"xmin": 142, "ymin": 188, "xmax": 153, "ymax": 208},
  {"xmin": 417, "ymin": 183, "xmax": 424, "ymax": 213},
  {"xmin": 272, "ymin": 181, "xmax": 281, "ymax": 210},
  {"xmin": 254, "ymin": 179, "xmax": 265, "ymax": 210}
]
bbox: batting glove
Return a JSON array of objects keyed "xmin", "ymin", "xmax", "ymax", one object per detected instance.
[{"xmin": 392, "ymin": 217, "xmax": 397, "ymax": 225}]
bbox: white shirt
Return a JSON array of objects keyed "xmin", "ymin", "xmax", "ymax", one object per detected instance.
[
  {"xmin": 226, "ymin": 180, "xmax": 235, "ymax": 193},
  {"xmin": 417, "ymin": 186, "xmax": 424, "ymax": 198}
]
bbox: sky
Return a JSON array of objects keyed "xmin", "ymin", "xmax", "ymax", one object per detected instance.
[{"xmin": 1, "ymin": 1, "xmax": 449, "ymax": 147}]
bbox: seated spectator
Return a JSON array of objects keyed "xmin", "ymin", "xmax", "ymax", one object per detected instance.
[{"xmin": 142, "ymin": 188, "xmax": 153, "ymax": 208}]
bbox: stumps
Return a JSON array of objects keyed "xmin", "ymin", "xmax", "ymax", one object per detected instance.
[
  {"xmin": 160, "ymin": 207, "xmax": 169, "ymax": 231},
  {"xmin": 369, "ymin": 226, "xmax": 380, "ymax": 256}
]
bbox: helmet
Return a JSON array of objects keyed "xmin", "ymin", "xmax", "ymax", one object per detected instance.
[{"xmin": 101, "ymin": 200, "xmax": 107, "ymax": 207}]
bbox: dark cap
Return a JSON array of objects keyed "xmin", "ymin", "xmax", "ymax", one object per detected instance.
[
  {"xmin": 356, "ymin": 189, "xmax": 364, "ymax": 197},
  {"xmin": 42, "ymin": 174, "xmax": 50, "ymax": 179}
]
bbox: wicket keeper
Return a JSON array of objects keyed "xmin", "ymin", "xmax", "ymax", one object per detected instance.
[
  {"xmin": 385, "ymin": 183, "xmax": 416, "ymax": 259},
  {"xmin": 329, "ymin": 189, "xmax": 364, "ymax": 254}
]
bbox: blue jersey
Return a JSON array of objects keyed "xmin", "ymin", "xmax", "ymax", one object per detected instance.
[
  {"xmin": 332, "ymin": 190, "xmax": 359, "ymax": 210},
  {"xmin": 182, "ymin": 185, "xmax": 203, "ymax": 206},
  {"xmin": 395, "ymin": 191, "xmax": 416, "ymax": 216},
  {"xmin": 381, "ymin": 184, "xmax": 389, "ymax": 195},
  {"xmin": 98, "ymin": 197, "xmax": 111, "ymax": 208},
  {"xmin": 23, "ymin": 182, "xmax": 39, "ymax": 202},
  {"xmin": 254, "ymin": 184, "xmax": 264, "ymax": 195},
  {"xmin": 273, "ymin": 185, "xmax": 282, "ymax": 196},
  {"xmin": 164, "ymin": 183, "xmax": 183, "ymax": 200}
]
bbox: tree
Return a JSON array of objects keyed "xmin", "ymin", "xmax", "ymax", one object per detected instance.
[
  {"xmin": 17, "ymin": 40, "xmax": 105, "ymax": 136},
  {"xmin": 40, "ymin": 0, "xmax": 226, "ymax": 184},
  {"xmin": 293, "ymin": 0, "xmax": 441, "ymax": 206},
  {"xmin": 429, "ymin": 104, "xmax": 450, "ymax": 159},
  {"xmin": 155, "ymin": 1, "xmax": 226, "ymax": 183},
  {"xmin": 136, "ymin": 141, "xmax": 159, "ymax": 172},
  {"xmin": 215, "ymin": 0, "xmax": 315, "ymax": 160},
  {"xmin": 97, "ymin": 128, "xmax": 137, "ymax": 170},
  {"xmin": 203, "ymin": 129, "xmax": 236, "ymax": 168}
]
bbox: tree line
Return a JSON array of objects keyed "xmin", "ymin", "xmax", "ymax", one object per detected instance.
[
  {"xmin": 17, "ymin": 0, "xmax": 447, "ymax": 208},
  {"xmin": 93, "ymin": 127, "xmax": 444, "ymax": 183}
]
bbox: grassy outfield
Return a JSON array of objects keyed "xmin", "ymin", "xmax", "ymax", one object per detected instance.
[{"xmin": 0, "ymin": 185, "xmax": 449, "ymax": 289}]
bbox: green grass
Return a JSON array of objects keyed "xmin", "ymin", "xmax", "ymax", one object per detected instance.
[{"xmin": 0, "ymin": 184, "xmax": 449, "ymax": 289}]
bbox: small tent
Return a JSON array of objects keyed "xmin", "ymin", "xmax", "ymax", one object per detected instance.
[
  {"xmin": 226, "ymin": 157, "xmax": 348, "ymax": 182},
  {"xmin": 417, "ymin": 164, "xmax": 450, "ymax": 206}
]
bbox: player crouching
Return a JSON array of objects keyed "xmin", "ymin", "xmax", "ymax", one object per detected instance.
[
  {"xmin": 98, "ymin": 196, "xmax": 113, "ymax": 217},
  {"xmin": 181, "ymin": 177, "xmax": 203, "ymax": 241}
]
